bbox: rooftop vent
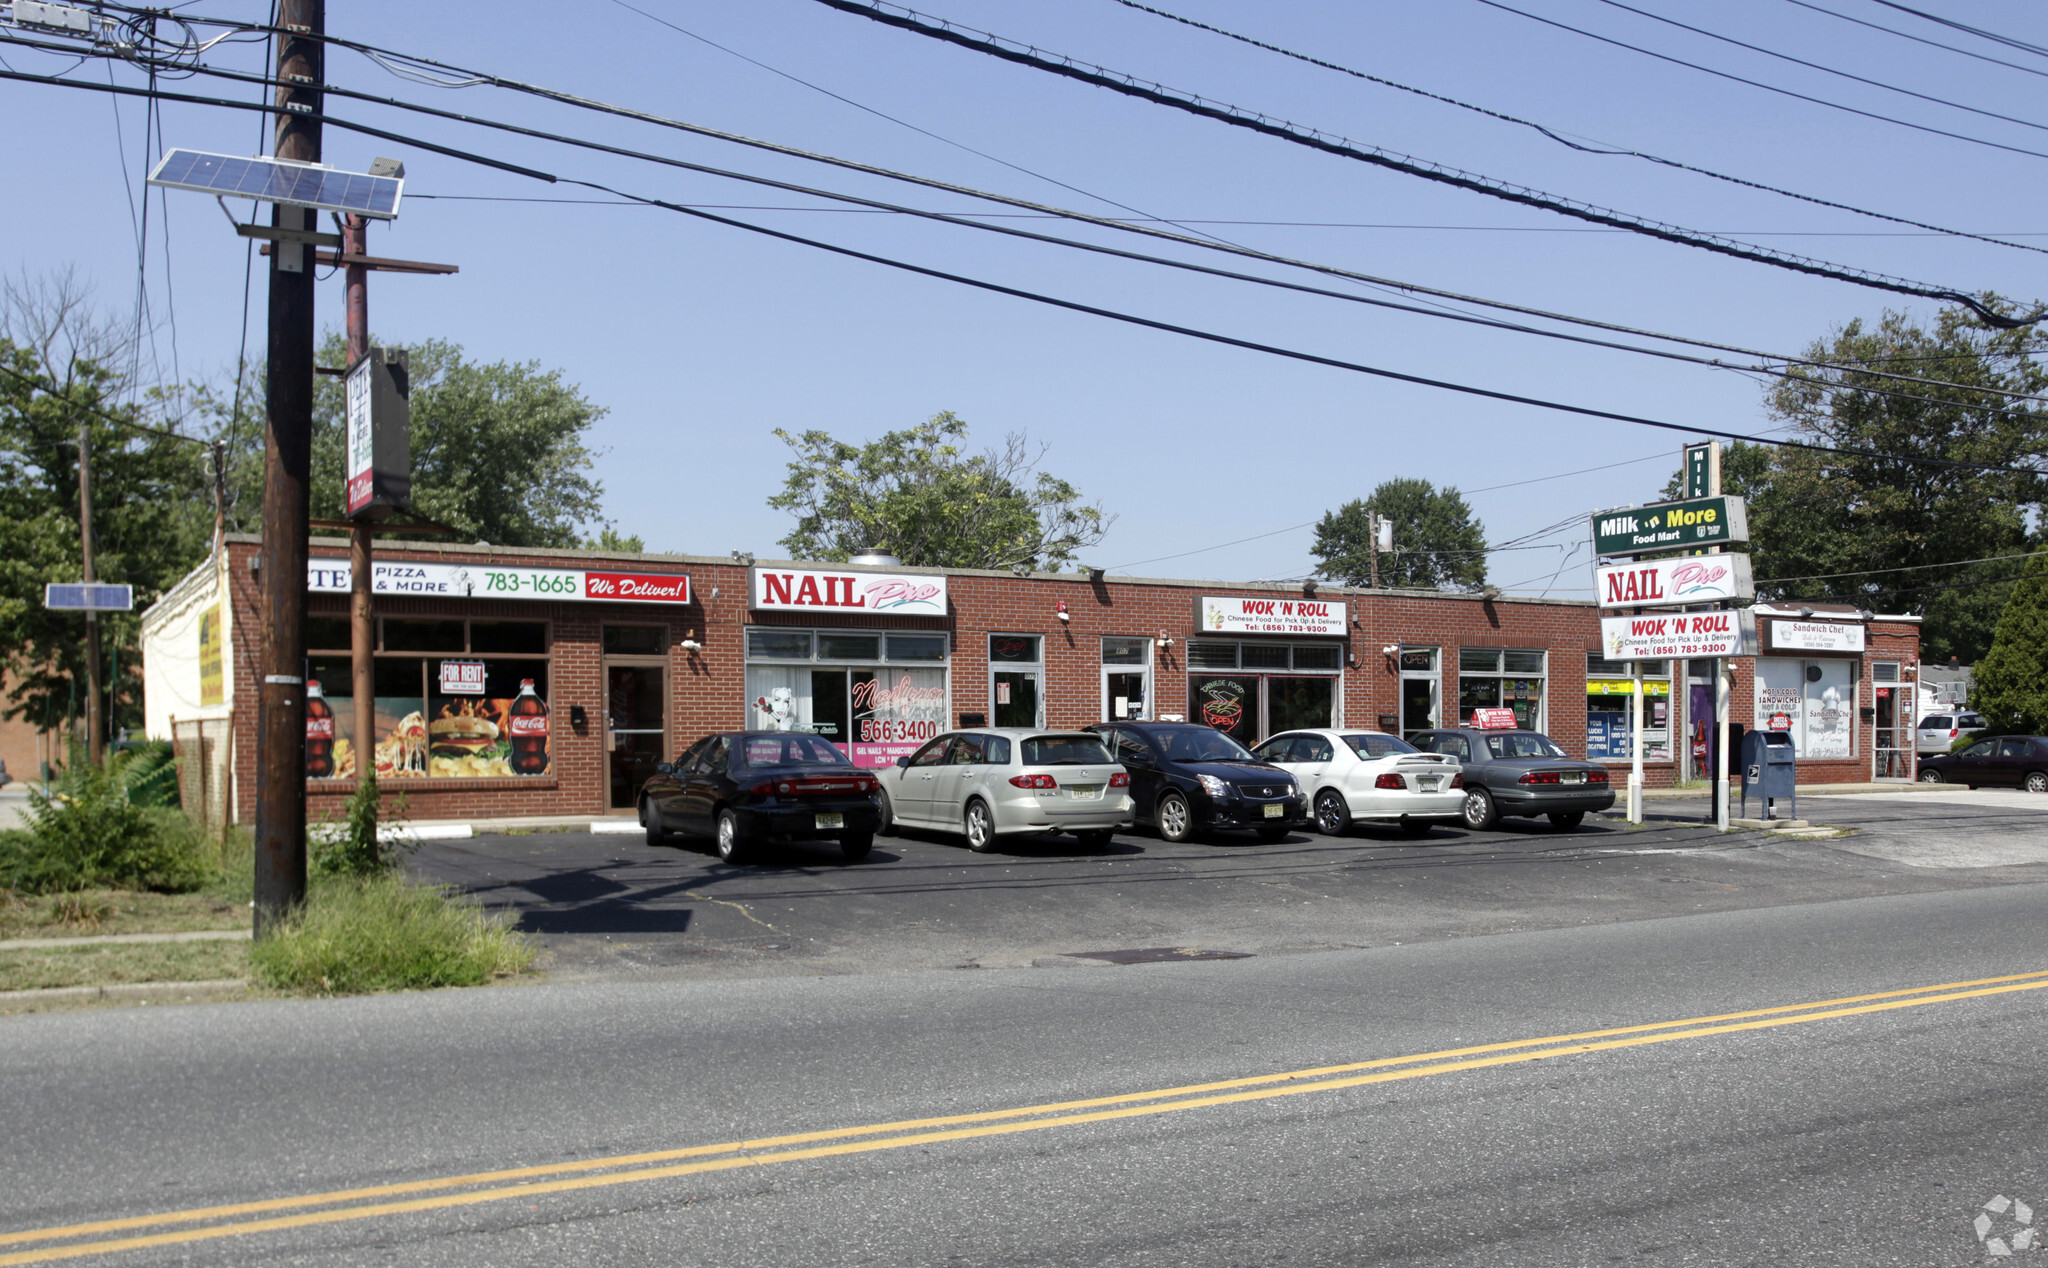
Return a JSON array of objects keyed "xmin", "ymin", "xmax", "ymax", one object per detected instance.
[{"xmin": 849, "ymin": 547, "xmax": 901, "ymax": 566}]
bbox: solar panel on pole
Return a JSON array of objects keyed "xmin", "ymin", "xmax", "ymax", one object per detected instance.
[{"xmin": 147, "ymin": 150, "xmax": 402, "ymax": 219}]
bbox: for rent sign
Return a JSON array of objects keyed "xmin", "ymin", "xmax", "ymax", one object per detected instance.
[
  {"xmin": 1594, "ymin": 554, "xmax": 1753, "ymax": 608},
  {"xmin": 1600, "ymin": 610, "xmax": 1756, "ymax": 660},
  {"xmin": 1198, "ymin": 594, "xmax": 1347, "ymax": 636},
  {"xmin": 751, "ymin": 567, "xmax": 948, "ymax": 616}
]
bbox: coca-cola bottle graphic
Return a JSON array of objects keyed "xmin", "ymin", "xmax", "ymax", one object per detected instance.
[
  {"xmin": 507, "ymin": 679, "xmax": 550, "ymax": 775},
  {"xmin": 305, "ymin": 680, "xmax": 336, "ymax": 778}
]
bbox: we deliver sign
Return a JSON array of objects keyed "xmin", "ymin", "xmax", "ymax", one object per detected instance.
[
  {"xmin": 1198, "ymin": 594, "xmax": 1346, "ymax": 636},
  {"xmin": 1594, "ymin": 554, "xmax": 1753, "ymax": 608},
  {"xmin": 1600, "ymin": 610, "xmax": 1756, "ymax": 660}
]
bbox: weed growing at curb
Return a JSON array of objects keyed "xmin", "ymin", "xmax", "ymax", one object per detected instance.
[{"xmin": 250, "ymin": 875, "xmax": 533, "ymax": 996}]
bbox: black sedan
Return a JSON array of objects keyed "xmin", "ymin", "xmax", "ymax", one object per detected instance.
[
  {"xmin": 638, "ymin": 731, "xmax": 882, "ymax": 863},
  {"xmin": 1409, "ymin": 727, "xmax": 1614, "ymax": 831},
  {"xmin": 1917, "ymin": 735, "xmax": 2048, "ymax": 791},
  {"xmin": 1084, "ymin": 722, "xmax": 1307, "ymax": 843}
]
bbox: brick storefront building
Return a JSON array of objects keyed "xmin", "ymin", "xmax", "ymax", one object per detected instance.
[{"xmin": 138, "ymin": 536, "xmax": 1922, "ymax": 824}]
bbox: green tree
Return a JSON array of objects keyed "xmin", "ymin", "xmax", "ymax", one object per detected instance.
[
  {"xmin": 1661, "ymin": 305, "xmax": 2048, "ymax": 662},
  {"xmin": 580, "ymin": 527, "xmax": 646, "ymax": 553},
  {"xmin": 768, "ymin": 411, "xmax": 1111, "ymax": 570},
  {"xmin": 1969, "ymin": 551, "xmax": 2048, "ymax": 732},
  {"xmin": 1312, "ymin": 478, "xmax": 1487, "ymax": 590},
  {"xmin": 200, "ymin": 336, "xmax": 610, "ymax": 547},
  {"xmin": 0, "ymin": 340, "xmax": 212, "ymax": 737}
]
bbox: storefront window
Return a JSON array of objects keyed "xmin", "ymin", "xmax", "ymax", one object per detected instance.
[
  {"xmin": 1187, "ymin": 641, "xmax": 1340, "ymax": 741},
  {"xmin": 1586, "ymin": 654, "xmax": 1669, "ymax": 761},
  {"xmin": 602, "ymin": 625, "xmax": 665, "ymax": 656},
  {"xmin": 1187, "ymin": 641, "xmax": 1238, "ymax": 669},
  {"xmin": 817, "ymin": 633, "xmax": 880, "ymax": 661},
  {"xmin": 1757, "ymin": 658, "xmax": 1855, "ymax": 759},
  {"xmin": 747, "ymin": 629, "xmax": 813, "ymax": 660},
  {"xmin": 886, "ymin": 633, "xmax": 948, "ymax": 662},
  {"xmin": 1191, "ymin": 675, "xmax": 1260, "ymax": 744},
  {"xmin": 745, "ymin": 628, "xmax": 950, "ymax": 768},
  {"xmin": 1459, "ymin": 648, "xmax": 1546, "ymax": 730},
  {"xmin": 989, "ymin": 634, "xmax": 1040, "ymax": 662},
  {"xmin": 309, "ymin": 619, "xmax": 554, "ymax": 781},
  {"xmin": 1102, "ymin": 637, "xmax": 1148, "ymax": 665}
]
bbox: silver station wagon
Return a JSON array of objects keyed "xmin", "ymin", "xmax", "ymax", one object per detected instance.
[{"xmin": 875, "ymin": 728, "xmax": 1135, "ymax": 852}]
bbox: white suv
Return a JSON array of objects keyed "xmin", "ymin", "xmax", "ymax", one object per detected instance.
[{"xmin": 1917, "ymin": 712, "xmax": 1987, "ymax": 755}]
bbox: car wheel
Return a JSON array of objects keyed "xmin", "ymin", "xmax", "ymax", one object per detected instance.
[
  {"xmin": 640, "ymin": 797, "xmax": 667, "ymax": 846},
  {"xmin": 964, "ymin": 799, "xmax": 995, "ymax": 853},
  {"xmin": 1313, "ymin": 789, "xmax": 1350, "ymax": 836},
  {"xmin": 715, "ymin": 809, "xmax": 749, "ymax": 864},
  {"xmin": 876, "ymin": 788, "xmax": 898, "ymax": 835},
  {"xmin": 1398, "ymin": 816, "xmax": 1434, "ymax": 837},
  {"xmin": 1156, "ymin": 792, "xmax": 1197, "ymax": 844},
  {"xmin": 1547, "ymin": 810, "xmax": 1586, "ymax": 831},
  {"xmin": 1075, "ymin": 829, "xmax": 1114, "ymax": 852},
  {"xmin": 1917, "ymin": 768, "xmax": 1944, "ymax": 783},
  {"xmin": 2028, "ymin": 772, "xmax": 2048, "ymax": 794},
  {"xmin": 840, "ymin": 831, "xmax": 874, "ymax": 861},
  {"xmin": 1462, "ymin": 787, "xmax": 1499, "ymax": 831}
]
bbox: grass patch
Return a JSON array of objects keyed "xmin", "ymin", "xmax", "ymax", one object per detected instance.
[
  {"xmin": 0, "ymin": 889, "xmax": 247, "ymax": 940},
  {"xmin": 250, "ymin": 874, "xmax": 533, "ymax": 996},
  {"xmin": 0, "ymin": 940, "xmax": 249, "ymax": 992}
]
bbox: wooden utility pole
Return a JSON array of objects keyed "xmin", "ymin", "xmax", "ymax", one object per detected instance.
[
  {"xmin": 78, "ymin": 420, "xmax": 102, "ymax": 767},
  {"xmin": 344, "ymin": 213, "xmax": 376, "ymax": 789},
  {"xmin": 253, "ymin": 0, "xmax": 323, "ymax": 935}
]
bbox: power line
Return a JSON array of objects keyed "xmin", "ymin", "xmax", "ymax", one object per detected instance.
[
  {"xmin": 804, "ymin": 0, "xmax": 2032, "ymax": 325},
  {"xmin": 1777, "ymin": 0, "xmax": 2048, "ymax": 81},
  {"xmin": 1108, "ymin": 0, "xmax": 2048, "ymax": 258},
  {"xmin": 1864, "ymin": 0, "xmax": 2048, "ymax": 62},
  {"xmin": 1471, "ymin": 0, "xmax": 2048, "ymax": 168},
  {"xmin": 1591, "ymin": 0, "xmax": 2048, "ymax": 137},
  {"xmin": 0, "ymin": 362, "xmax": 208, "ymax": 447},
  {"xmin": 1759, "ymin": 548, "xmax": 2048, "ymax": 585}
]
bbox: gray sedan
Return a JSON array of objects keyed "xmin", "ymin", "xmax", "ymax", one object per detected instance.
[
  {"xmin": 875, "ymin": 729, "xmax": 1135, "ymax": 852},
  {"xmin": 1409, "ymin": 727, "xmax": 1616, "ymax": 831}
]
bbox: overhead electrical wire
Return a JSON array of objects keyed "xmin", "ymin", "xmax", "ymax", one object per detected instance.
[
  {"xmin": 1863, "ymin": 0, "xmax": 2048, "ymax": 62},
  {"xmin": 1776, "ymin": 0, "xmax": 2048, "ymax": 82},
  {"xmin": 1107, "ymin": 0, "xmax": 2048, "ymax": 258},
  {"xmin": 0, "ymin": 362, "xmax": 207, "ymax": 447},
  {"xmin": 802, "ymin": 0, "xmax": 2033, "ymax": 325},
  {"xmin": 1590, "ymin": 0, "xmax": 2048, "ymax": 137},
  {"xmin": 22, "ymin": 40, "xmax": 2048, "ymax": 416},
  {"xmin": 1470, "ymin": 0, "xmax": 2048, "ymax": 168},
  {"xmin": 12, "ymin": 62, "xmax": 2045, "ymax": 480}
]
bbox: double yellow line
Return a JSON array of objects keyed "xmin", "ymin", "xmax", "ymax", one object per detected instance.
[{"xmin": 6, "ymin": 968, "xmax": 2047, "ymax": 1264}]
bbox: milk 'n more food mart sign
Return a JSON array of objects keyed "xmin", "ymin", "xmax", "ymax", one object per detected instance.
[{"xmin": 1591, "ymin": 495, "xmax": 1748, "ymax": 558}]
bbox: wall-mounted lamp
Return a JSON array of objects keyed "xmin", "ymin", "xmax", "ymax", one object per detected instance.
[
  {"xmin": 731, "ymin": 550, "xmax": 755, "ymax": 566},
  {"xmin": 680, "ymin": 628, "xmax": 703, "ymax": 653},
  {"xmin": 1303, "ymin": 579, "xmax": 1319, "ymax": 597},
  {"xmin": 1380, "ymin": 644, "xmax": 1400, "ymax": 656},
  {"xmin": 709, "ymin": 586, "xmax": 719, "ymax": 600},
  {"xmin": 1056, "ymin": 600, "xmax": 1070, "ymax": 623},
  {"xmin": 1156, "ymin": 630, "xmax": 1174, "ymax": 649},
  {"xmin": 1799, "ymin": 605, "xmax": 1816, "ymax": 618}
]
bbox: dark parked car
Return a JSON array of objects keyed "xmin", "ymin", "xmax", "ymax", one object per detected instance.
[
  {"xmin": 1917, "ymin": 735, "xmax": 2048, "ymax": 791},
  {"xmin": 1409, "ymin": 727, "xmax": 1615, "ymax": 830},
  {"xmin": 637, "ymin": 731, "xmax": 882, "ymax": 863},
  {"xmin": 1084, "ymin": 722, "xmax": 1306, "ymax": 843}
]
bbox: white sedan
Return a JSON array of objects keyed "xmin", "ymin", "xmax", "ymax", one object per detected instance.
[{"xmin": 1249, "ymin": 729, "xmax": 1464, "ymax": 837}]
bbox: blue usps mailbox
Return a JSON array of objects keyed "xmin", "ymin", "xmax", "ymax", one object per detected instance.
[{"xmin": 1739, "ymin": 730, "xmax": 1797, "ymax": 821}]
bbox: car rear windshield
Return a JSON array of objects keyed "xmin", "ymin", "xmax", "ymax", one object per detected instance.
[
  {"xmin": 1020, "ymin": 735, "xmax": 1113, "ymax": 766},
  {"xmin": 738, "ymin": 734, "xmax": 851, "ymax": 768},
  {"xmin": 1485, "ymin": 733, "xmax": 1568, "ymax": 760},
  {"xmin": 1919, "ymin": 716, "xmax": 1950, "ymax": 728},
  {"xmin": 1154, "ymin": 728, "xmax": 1255, "ymax": 763},
  {"xmin": 1343, "ymin": 734, "xmax": 1418, "ymax": 759}
]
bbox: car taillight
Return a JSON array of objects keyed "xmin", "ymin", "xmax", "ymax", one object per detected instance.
[
  {"xmin": 1587, "ymin": 770, "xmax": 1609, "ymax": 784},
  {"xmin": 1450, "ymin": 772, "xmax": 1464, "ymax": 788},
  {"xmin": 751, "ymin": 780, "xmax": 775, "ymax": 795},
  {"xmin": 1108, "ymin": 772, "xmax": 1130, "ymax": 787},
  {"xmin": 1375, "ymin": 773, "xmax": 1405, "ymax": 789},
  {"xmin": 1009, "ymin": 773, "xmax": 1058, "ymax": 789},
  {"xmin": 1518, "ymin": 771, "xmax": 1562, "ymax": 785}
]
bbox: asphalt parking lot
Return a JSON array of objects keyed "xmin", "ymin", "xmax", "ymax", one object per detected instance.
[{"xmin": 409, "ymin": 788, "xmax": 2048, "ymax": 983}]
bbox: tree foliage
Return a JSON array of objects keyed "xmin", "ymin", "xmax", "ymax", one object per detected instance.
[
  {"xmin": 768, "ymin": 412, "xmax": 1111, "ymax": 571},
  {"xmin": 1967, "ymin": 551, "xmax": 2048, "ymax": 733},
  {"xmin": 1663, "ymin": 305, "xmax": 2048, "ymax": 662},
  {"xmin": 1312, "ymin": 478, "xmax": 1487, "ymax": 590}
]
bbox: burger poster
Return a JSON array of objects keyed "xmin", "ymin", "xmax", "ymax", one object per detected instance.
[{"xmin": 325, "ymin": 689, "xmax": 551, "ymax": 780}]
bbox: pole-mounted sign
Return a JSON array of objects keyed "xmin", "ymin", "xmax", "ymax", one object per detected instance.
[
  {"xmin": 345, "ymin": 346, "xmax": 411, "ymax": 518},
  {"xmin": 44, "ymin": 582, "xmax": 133, "ymax": 611},
  {"xmin": 1592, "ymin": 495, "xmax": 1748, "ymax": 558}
]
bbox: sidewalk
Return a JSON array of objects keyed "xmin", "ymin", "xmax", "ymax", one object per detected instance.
[
  {"xmin": 0, "ymin": 787, "xmax": 27, "ymax": 831},
  {"xmin": 1643, "ymin": 782, "xmax": 1939, "ymax": 800}
]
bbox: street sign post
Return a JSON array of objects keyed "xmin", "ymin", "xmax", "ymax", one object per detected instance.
[
  {"xmin": 1684, "ymin": 442, "xmax": 1716, "ymax": 499},
  {"xmin": 1592, "ymin": 495, "xmax": 1748, "ymax": 557},
  {"xmin": 44, "ymin": 582, "xmax": 133, "ymax": 611},
  {"xmin": 344, "ymin": 346, "xmax": 411, "ymax": 518}
]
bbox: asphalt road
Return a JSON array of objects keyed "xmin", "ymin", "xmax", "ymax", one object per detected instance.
[{"xmin": 3, "ymin": 873, "xmax": 2045, "ymax": 1265}]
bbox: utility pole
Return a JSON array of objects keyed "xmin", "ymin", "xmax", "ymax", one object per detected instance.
[
  {"xmin": 343, "ymin": 213, "xmax": 376, "ymax": 796},
  {"xmin": 253, "ymin": 0, "xmax": 323, "ymax": 935},
  {"xmin": 78, "ymin": 420, "xmax": 102, "ymax": 767}
]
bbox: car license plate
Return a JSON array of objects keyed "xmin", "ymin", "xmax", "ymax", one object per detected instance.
[
  {"xmin": 1067, "ymin": 783, "xmax": 1103, "ymax": 801},
  {"xmin": 815, "ymin": 812, "xmax": 845, "ymax": 830},
  {"xmin": 1419, "ymin": 777, "xmax": 1442, "ymax": 791},
  {"xmin": 1262, "ymin": 804, "xmax": 1284, "ymax": 819},
  {"xmin": 1559, "ymin": 772, "xmax": 1585, "ymax": 785}
]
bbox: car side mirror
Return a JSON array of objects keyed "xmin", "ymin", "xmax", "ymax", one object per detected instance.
[{"xmin": 895, "ymin": 756, "xmax": 910, "ymax": 768}]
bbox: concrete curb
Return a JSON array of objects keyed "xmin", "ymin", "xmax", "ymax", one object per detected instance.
[
  {"xmin": 0, "ymin": 929, "xmax": 250, "ymax": 952},
  {"xmin": 0, "ymin": 978, "xmax": 248, "ymax": 1007}
]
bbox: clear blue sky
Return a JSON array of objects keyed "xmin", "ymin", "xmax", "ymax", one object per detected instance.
[{"xmin": 6, "ymin": 0, "xmax": 2045, "ymax": 598}]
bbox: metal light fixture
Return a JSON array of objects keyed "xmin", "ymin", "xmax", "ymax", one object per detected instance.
[
  {"xmin": 1303, "ymin": 579, "xmax": 1319, "ymax": 597},
  {"xmin": 680, "ymin": 628, "xmax": 703, "ymax": 653},
  {"xmin": 1057, "ymin": 600, "xmax": 1070, "ymax": 623}
]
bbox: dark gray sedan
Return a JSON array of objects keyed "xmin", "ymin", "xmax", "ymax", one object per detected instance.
[{"xmin": 1409, "ymin": 728, "xmax": 1615, "ymax": 831}]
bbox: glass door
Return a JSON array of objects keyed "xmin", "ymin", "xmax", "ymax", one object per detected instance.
[
  {"xmin": 606, "ymin": 664, "xmax": 666, "ymax": 809},
  {"xmin": 993, "ymin": 670, "xmax": 1041, "ymax": 728},
  {"xmin": 1399, "ymin": 647, "xmax": 1440, "ymax": 739},
  {"xmin": 1104, "ymin": 671, "xmax": 1148, "ymax": 721},
  {"xmin": 1873, "ymin": 672, "xmax": 1911, "ymax": 779}
]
